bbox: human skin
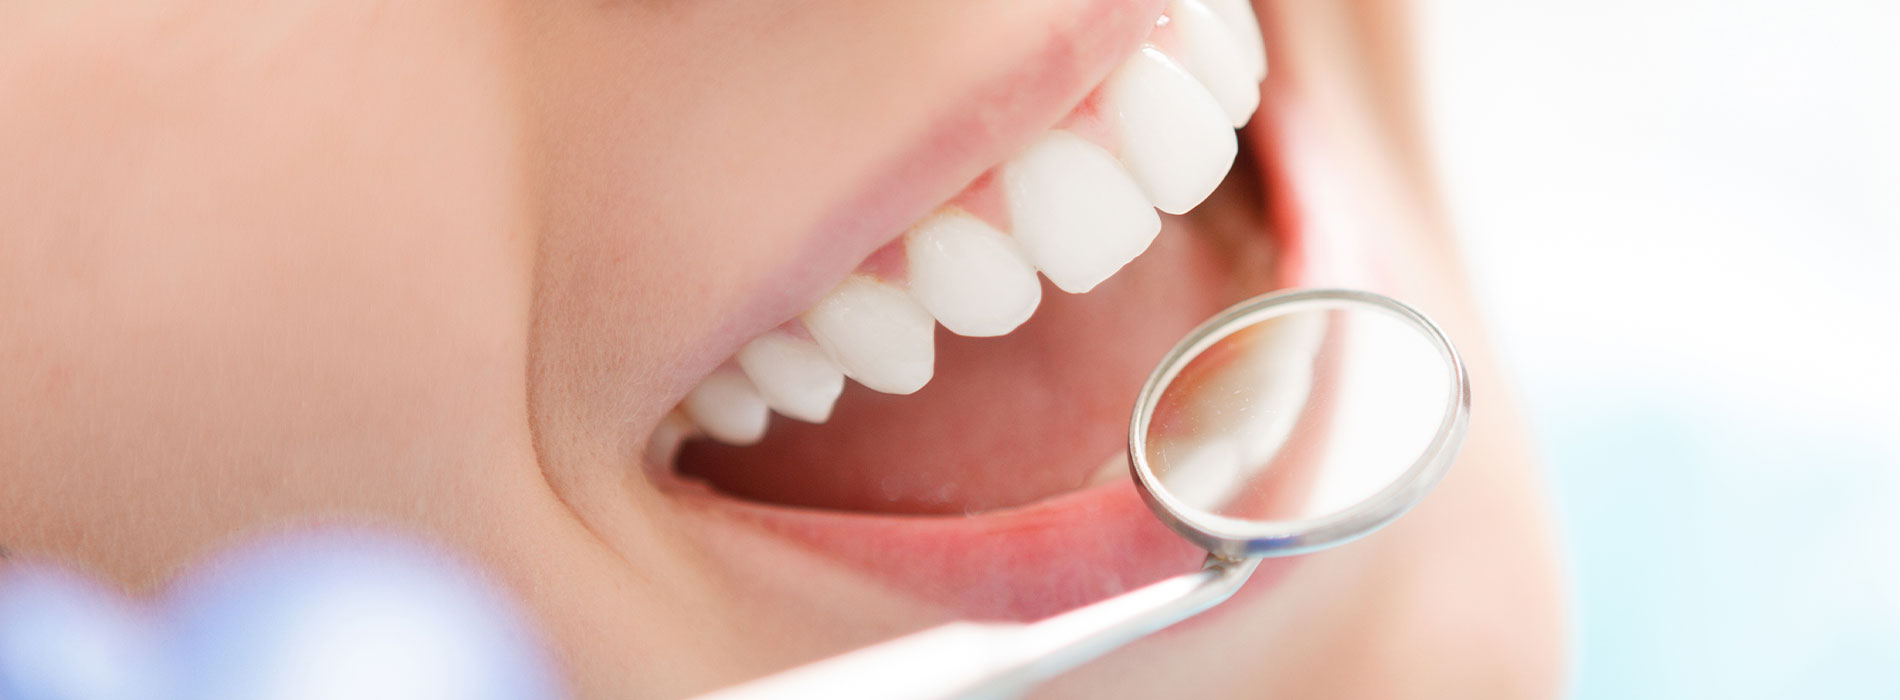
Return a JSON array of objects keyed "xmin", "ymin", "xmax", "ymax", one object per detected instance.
[{"xmin": 0, "ymin": 1, "xmax": 1564, "ymax": 698}]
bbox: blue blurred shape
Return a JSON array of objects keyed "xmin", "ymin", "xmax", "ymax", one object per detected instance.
[
  {"xmin": 0, "ymin": 566, "xmax": 171, "ymax": 700},
  {"xmin": 164, "ymin": 531, "xmax": 563, "ymax": 700}
]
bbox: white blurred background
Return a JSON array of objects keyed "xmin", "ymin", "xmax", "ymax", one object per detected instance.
[{"xmin": 1417, "ymin": 2, "xmax": 1900, "ymax": 697}]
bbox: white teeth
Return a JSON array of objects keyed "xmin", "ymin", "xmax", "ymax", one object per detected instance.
[
  {"xmin": 1082, "ymin": 453, "xmax": 1133, "ymax": 488},
  {"xmin": 1102, "ymin": 47, "xmax": 1238, "ymax": 215},
  {"xmin": 904, "ymin": 210, "xmax": 1043, "ymax": 337},
  {"xmin": 681, "ymin": 368, "xmax": 770, "ymax": 445},
  {"xmin": 679, "ymin": 11, "xmax": 1271, "ymax": 445},
  {"xmin": 646, "ymin": 410, "xmax": 697, "ymax": 464},
  {"xmin": 1169, "ymin": 0, "xmax": 1262, "ymax": 127},
  {"xmin": 1002, "ymin": 131, "xmax": 1162, "ymax": 294},
  {"xmin": 735, "ymin": 331, "xmax": 845, "ymax": 423},
  {"xmin": 1198, "ymin": 0, "xmax": 1268, "ymax": 82},
  {"xmin": 803, "ymin": 275, "xmax": 936, "ymax": 395}
]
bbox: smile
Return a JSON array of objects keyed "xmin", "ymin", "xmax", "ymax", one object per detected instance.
[{"xmin": 634, "ymin": 0, "xmax": 1355, "ymax": 622}]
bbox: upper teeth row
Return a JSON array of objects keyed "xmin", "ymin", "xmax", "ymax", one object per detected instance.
[{"xmin": 680, "ymin": 0, "xmax": 1267, "ymax": 445}]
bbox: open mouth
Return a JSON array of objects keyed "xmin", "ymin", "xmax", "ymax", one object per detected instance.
[{"xmin": 637, "ymin": 0, "xmax": 1341, "ymax": 620}]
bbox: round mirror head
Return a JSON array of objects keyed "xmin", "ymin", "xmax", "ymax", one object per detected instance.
[{"xmin": 1129, "ymin": 289, "xmax": 1470, "ymax": 559}]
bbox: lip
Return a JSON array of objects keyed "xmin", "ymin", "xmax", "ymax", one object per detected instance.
[
  {"xmin": 650, "ymin": 73, "xmax": 1377, "ymax": 627},
  {"xmin": 667, "ymin": 0, "xmax": 1177, "ymax": 406},
  {"xmin": 642, "ymin": 0, "xmax": 1381, "ymax": 629}
]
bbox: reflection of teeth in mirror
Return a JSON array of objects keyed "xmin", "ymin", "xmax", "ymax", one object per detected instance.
[
  {"xmin": 1147, "ymin": 312, "xmax": 1328, "ymax": 515},
  {"xmin": 1235, "ymin": 314, "xmax": 1328, "ymax": 470},
  {"xmin": 1155, "ymin": 438, "xmax": 1248, "ymax": 508},
  {"xmin": 674, "ymin": 8, "xmax": 1272, "ymax": 445},
  {"xmin": 1303, "ymin": 307, "xmax": 1453, "ymax": 516}
]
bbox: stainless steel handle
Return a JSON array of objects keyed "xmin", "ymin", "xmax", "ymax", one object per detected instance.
[{"xmin": 692, "ymin": 556, "xmax": 1259, "ymax": 700}]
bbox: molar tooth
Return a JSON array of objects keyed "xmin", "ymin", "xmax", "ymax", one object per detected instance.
[
  {"xmin": 735, "ymin": 331, "xmax": 845, "ymax": 423},
  {"xmin": 904, "ymin": 209, "xmax": 1042, "ymax": 337},
  {"xmin": 1200, "ymin": 0, "xmax": 1268, "ymax": 81},
  {"xmin": 1083, "ymin": 453, "xmax": 1133, "ymax": 488},
  {"xmin": 645, "ymin": 410, "xmax": 698, "ymax": 465},
  {"xmin": 1103, "ymin": 47, "xmax": 1238, "ymax": 215},
  {"xmin": 1170, "ymin": 0, "xmax": 1262, "ymax": 127},
  {"xmin": 681, "ymin": 368, "xmax": 770, "ymax": 445},
  {"xmin": 1002, "ymin": 131, "xmax": 1162, "ymax": 294},
  {"xmin": 803, "ymin": 275, "xmax": 936, "ymax": 395}
]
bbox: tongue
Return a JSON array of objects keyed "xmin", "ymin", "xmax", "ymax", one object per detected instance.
[{"xmin": 677, "ymin": 190, "xmax": 1276, "ymax": 515}]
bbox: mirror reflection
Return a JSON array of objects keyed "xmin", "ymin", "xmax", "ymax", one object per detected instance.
[{"xmin": 1143, "ymin": 302, "xmax": 1453, "ymax": 526}]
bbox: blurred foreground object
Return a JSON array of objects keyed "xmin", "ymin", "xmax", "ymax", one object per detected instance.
[{"xmin": 0, "ymin": 531, "xmax": 562, "ymax": 700}]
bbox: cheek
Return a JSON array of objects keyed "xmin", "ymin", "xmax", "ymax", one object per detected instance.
[
  {"xmin": 519, "ymin": 0, "xmax": 1113, "ymax": 438},
  {"xmin": 0, "ymin": 5, "xmax": 540, "ymax": 581},
  {"xmin": 1, "ymin": 225, "xmax": 536, "ymax": 581}
]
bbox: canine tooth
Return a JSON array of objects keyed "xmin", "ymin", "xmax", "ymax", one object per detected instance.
[
  {"xmin": 803, "ymin": 275, "xmax": 936, "ymax": 395},
  {"xmin": 681, "ymin": 368, "xmax": 770, "ymax": 445},
  {"xmin": 1002, "ymin": 131, "xmax": 1162, "ymax": 294},
  {"xmin": 735, "ymin": 331, "xmax": 845, "ymax": 423},
  {"xmin": 904, "ymin": 210, "xmax": 1042, "ymax": 337},
  {"xmin": 1103, "ymin": 47, "xmax": 1238, "ymax": 215},
  {"xmin": 1200, "ymin": 0, "xmax": 1268, "ymax": 81},
  {"xmin": 1170, "ymin": 0, "xmax": 1262, "ymax": 127}
]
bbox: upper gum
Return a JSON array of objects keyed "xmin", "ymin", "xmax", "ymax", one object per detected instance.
[
  {"xmin": 842, "ymin": 12, "xmax": 1199, "ymax": 290},
  {"xmin": 671, "ymin": 0, "xmax": 1251, "ymax": 443},
  {"xmin": 734, "ymin": 1, "xmax": 1240, "ymax": 365}
]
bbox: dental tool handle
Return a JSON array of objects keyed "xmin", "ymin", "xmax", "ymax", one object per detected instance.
[{"xmin": 690, "ymin": 556, "xmax": 1259, "ymax": 700}]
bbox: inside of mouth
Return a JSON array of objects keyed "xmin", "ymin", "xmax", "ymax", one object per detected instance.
[{"xmin": 672, "ymin": 150, "xmax": 1280, "ymax": 516}]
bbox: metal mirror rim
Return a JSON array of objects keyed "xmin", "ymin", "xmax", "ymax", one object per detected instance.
[{"xmin": 1127, "ymin": 288, "xmax": 1472, "ymax": 559}]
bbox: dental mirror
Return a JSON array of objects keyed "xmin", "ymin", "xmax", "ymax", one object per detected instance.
[
  {"xmin": 696, "ymin": 288, "xmax": 1470, "ymax": 700},
  {"xmin": 1131, "ymin": 287, "xmax": 1469, "ymax": 560}
]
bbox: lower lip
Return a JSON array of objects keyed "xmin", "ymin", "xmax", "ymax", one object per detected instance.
[{"xmin": 660, "ymin": 86, "xmax": 1366, "ymax": 623}]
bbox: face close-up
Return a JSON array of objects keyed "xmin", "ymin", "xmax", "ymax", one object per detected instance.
[{"xmin": 0, "ymin": 0, "xmax": 1565, "ymax": 697}]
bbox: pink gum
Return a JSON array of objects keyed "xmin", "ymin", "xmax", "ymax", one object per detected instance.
[{"xmin": 849, "ymin": 10, "xmax": 1191, "ymax": 289}]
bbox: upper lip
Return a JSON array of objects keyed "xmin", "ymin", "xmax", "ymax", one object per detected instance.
[
  {"xmin": 670, "ymin": 0, "xmax": 1174, "ymax": 404},
  {"xmin": 642, "ymin": 0, "xmax": 1329, "ymax": 623}
]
